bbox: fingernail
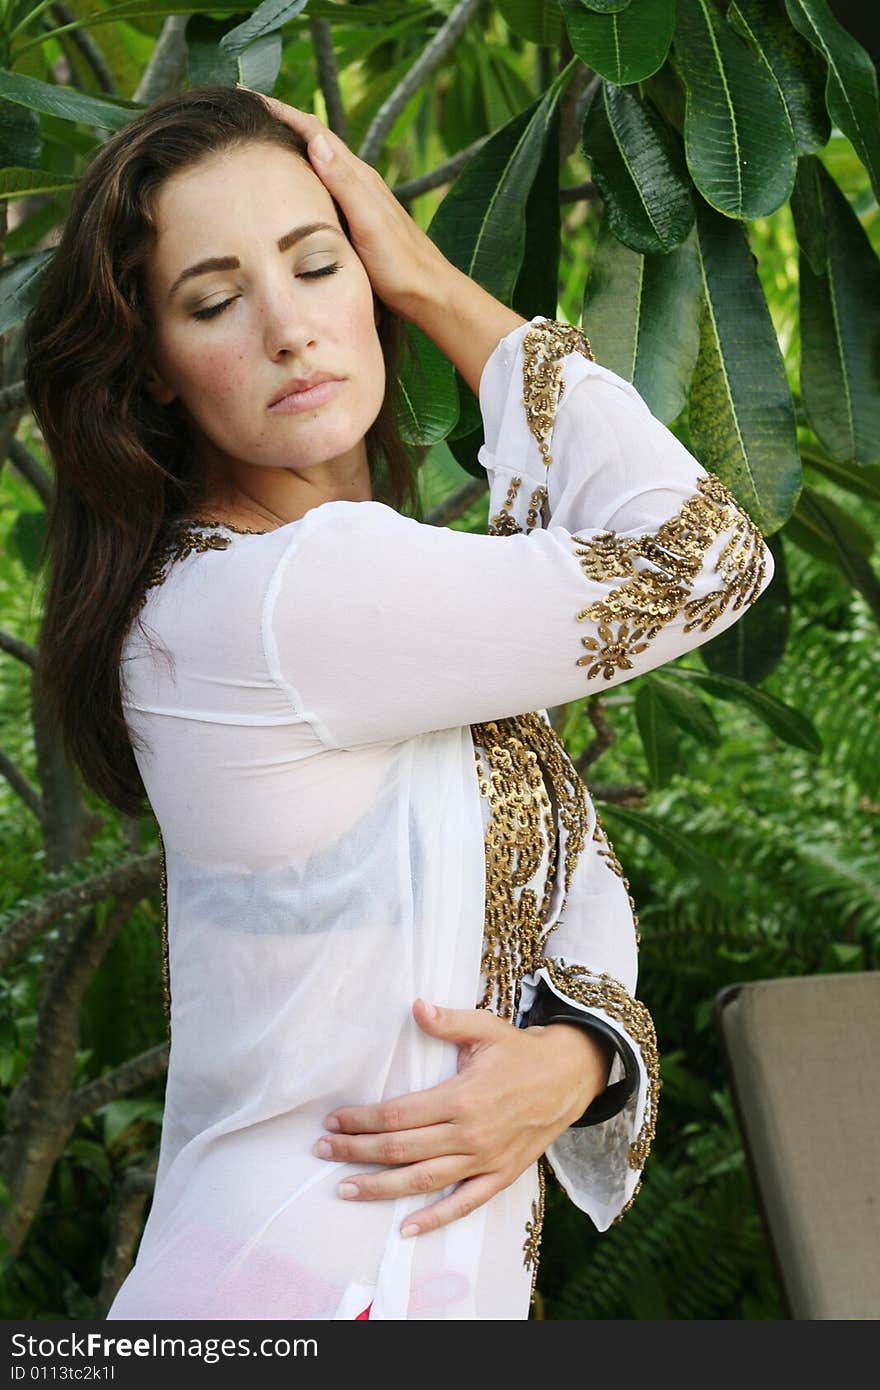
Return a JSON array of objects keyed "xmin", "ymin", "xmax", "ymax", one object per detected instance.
[
  {"xmin": 401, "ymin": 1224, "xmax": 419, "ymax": 1238},
  {"xmin": 310, "ymin": 134, "xmax": 332, "ymax": 164},
  {"xmin": 425, "ymin": 1001, "xmax": 438, "ymax": 1019},
  {"xmin": 339, "ymin": 1181, "xmax": 359, "ymax": 1199},
  {"xmin": 314, "ymin": 1139, "xmax": 333, "ymax": 1158},
  {"xmin": 325, "ymin": 1115, "xmax": 340, "ymax": 1131}
]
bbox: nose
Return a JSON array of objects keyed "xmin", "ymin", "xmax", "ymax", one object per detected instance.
[{"xmin": 260, "ymin": 276, "xmax": 318, "ymax": 360}]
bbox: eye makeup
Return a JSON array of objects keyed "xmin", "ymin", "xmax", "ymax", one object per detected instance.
[{"xmin": 191, "ymin": 261, "xmax": 343, "ymax": 322}]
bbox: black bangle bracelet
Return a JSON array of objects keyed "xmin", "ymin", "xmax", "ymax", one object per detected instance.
[{"xmin": 524, "ymin": 979, "xmax": 640, "ymax": 1127}]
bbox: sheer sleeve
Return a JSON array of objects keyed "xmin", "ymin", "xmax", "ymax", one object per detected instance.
[
  {"xmin": 516, "ymin": 778, "xmax": 658, "ymax": 1232},
  {"xmin": 264, "ymin": 315, "xmax": 774, "ymax": 750}
]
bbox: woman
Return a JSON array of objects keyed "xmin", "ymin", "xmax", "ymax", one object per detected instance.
[{"xmin": 23, "ymin": 85, "xmax": 774, "ymax": 1321}]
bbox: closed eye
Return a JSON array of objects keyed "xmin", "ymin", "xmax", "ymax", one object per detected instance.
[{"xmin": 191, "ymin": 261, "xmax": 343, "ymax": 321}]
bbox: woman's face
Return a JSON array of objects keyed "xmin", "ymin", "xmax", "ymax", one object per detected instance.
[{"xmin": 143, "ymin": 140, "xmax": 386, "ymax": 490}]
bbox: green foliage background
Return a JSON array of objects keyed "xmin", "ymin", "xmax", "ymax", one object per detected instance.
[{"xmin": 0, "ymin": 0, "xmax": 878, "ymax": 1320}]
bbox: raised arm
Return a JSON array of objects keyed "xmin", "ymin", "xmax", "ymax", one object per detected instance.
[{"xmin": 264, "ymin": 313, "xmax": 773, "ymax": 750}]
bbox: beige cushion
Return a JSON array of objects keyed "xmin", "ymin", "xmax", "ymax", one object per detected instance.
[{"xmin": 716, "ymin": 972, "xmax": 880, "ymax": 1320}]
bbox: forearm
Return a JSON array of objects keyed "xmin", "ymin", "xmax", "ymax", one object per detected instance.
[{"xmin": 404, "ymin": 258, "xmax": 527, "ymax": 397}]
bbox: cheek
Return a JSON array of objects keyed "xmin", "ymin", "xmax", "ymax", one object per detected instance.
[{"xmin": 173, "ymin": 341, "xmax": 248, "ymax": 407}]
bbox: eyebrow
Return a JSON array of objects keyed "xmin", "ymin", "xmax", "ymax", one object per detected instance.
[{"xmin": 167, "ymin": 222, "xmax": 345, "ymax": 300}]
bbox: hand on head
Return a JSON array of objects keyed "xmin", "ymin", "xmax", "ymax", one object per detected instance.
[{"xmin": 237, "ymin": 87, "xmax": 450, "ymax": 324}]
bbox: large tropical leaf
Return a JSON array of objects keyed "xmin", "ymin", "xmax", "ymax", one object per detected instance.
[
  {"xmin": 581, "ymin": 216, "xmax": 702, "ymax": 425},
  {"xmin": 560, "ymin": 0, "xmax": 674, "ymax": 86},
  {"xmin": 673, "ymin": 0, "xmax": 797, "ymax": 218},
  {"xmin": 427, "ymin": 72, "xmax": 570, "ymax": 441},
  {"xmin": 497, "ymin": 0, "xmax": 562, "ymax": 46},
  {"xmin": 801, "ymin": 450, "xmax": 880, "ymax": 504},
  {"xmin": 727, "ymin": 0, "xmax": 830, "ymax": 156},
  {"xmin": 0, "ymin": 166, "xmax": 77, "ymax": 202},
  {"xmin": 597, "ymin": 801, "xmax": 737, "ymax": 900},
  {"xmin": 0, "ymin": 97, "xmax": 40, "ymax": 169},
  {"xmin": 580, "ymin": 81, "xmax": 694, "ymax": 255},
  {"xmin": 186, "ymin": 17, "xmax": 282, "ymax": 93},
  {"xmin": 646, "ymin": 672, "xmax": 722, "ymax": 747},
  {"xmin": 0, "ymin": 248, "xmax": 55, "ymax": 336},
  {"xmin": 794, "ymin": 488, "xmax": 880, "ymax": 623},
  {"xmin": 698, "ymin": 535, "xmax": 790, "ymax": 686},
  {"xmin": 395, "ymin": 322, "xmax": 460, "ymax": 449},
  {"xmin": 635, "ymin": 680, "xmax": 684, "ymax": 788},
  {"xmin": 793, "ymin": 158, "xmax": 880, "ymax": 468},
  {"xmin": 784, "ymin": 0, "xmax": 880, "ymax": 204},
  {"xmin": 688, "ymin": 197, "xmax": 800, "ymax": 535},
  {"xmin": 664, "ymin": 667, "xmax": 822, "ymax": 753},
  {"xmin": 0, "ymin": 67, "xmax": 139, "ymax": 130}
]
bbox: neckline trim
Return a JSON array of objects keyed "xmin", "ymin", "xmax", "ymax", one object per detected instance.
[{"xmin": 173, "ymin": 517, "xmax": 274, "ymax": 537}]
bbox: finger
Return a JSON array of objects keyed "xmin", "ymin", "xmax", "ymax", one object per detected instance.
[
  {"xmin": 413, "ymin": 998, "xmax": 511, "ymax": 1044},
  {"xmin": 398, "ymin": 1172, "xmax": 501, "ymax": 1239},
  {"xmin": 242, "ymin": 92, "xmax": 350, "ymax": 165},
  {"xmin": 314, "ymin": 1120, "xmax": 470, "ymax": 1168},
  {"xmin": 325, "ymin": 1078, "xmax": 466, "ymax": 1136},
  {"xmin": 337, "ymin": 1154, "xmax": 474, "ymax": 1204}
]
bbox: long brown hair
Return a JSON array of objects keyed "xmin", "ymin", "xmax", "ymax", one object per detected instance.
[{"xmin": 23, "ymin": 84, "xmax": 420, "ymax": 818}]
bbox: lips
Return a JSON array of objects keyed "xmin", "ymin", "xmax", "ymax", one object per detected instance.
[{"xmin": 268, "ymin": 372, "xmax": 342, "ymax": 408}]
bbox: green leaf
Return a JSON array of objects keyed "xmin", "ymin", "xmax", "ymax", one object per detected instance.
[
  {"xmin": 665, "ymin": 667, "xmax": 822, "ymax": 753},
  {"xmin": 497, "ymin": 0, "xmax": 562, "ymax": 46},
  {"xmin": 429, "ymin": 80, "xmax": 567, "ymax": 308},
  {"xmin": 582, "ymin": 216, "xmax": 702, "ymax": 425},
  {"xmin": 795, "ymin": 487, "xmax": 880, "ymax": 623},
  {"xmin": 0, "ymin": 165, "xmax": 78, "ymax": 200},
  {"xmin": 795, "ymin": 158, "xmax": 880, "ymax": 468},
  {"xmin": 8, "ymin": 510, "xmax": 48, "ymax": 575},
  {"xmin": 0, "ymin": 67, "xmax": 140, "ymax": 130},
  {"xmin": 788, "ymin": 152, "xmax": 827, "ymax": 274},
  {"xmin": 450, "ymin": 103, "xmax": 564, "ymax": 478},
  {"xmin": 580, "ymin": 82, "xmax": 694, "ymax": 255},
  {"xmin": 97, "ymin": 1098, "xmax": 165, "ymax": 1148},
  {"xmin": 727, "ymin": 0, "xmax": 830, "ymax": 156},
  {"xmin": 597, "ymin": 801, "xmax": 737, "ymax": 901},
  {"xmin": 647, "ymin": 672, "xmax": 723, "ymax": 747},
  {"xmin": 688, "ymin": 197, "xmax": 801, "ymax": 535},
  {"xmin": 818, "ymin": 941, "xmax": 865, "ymax": 973},
  {"xmin": 784, "ymin": 0, "xmax": 880, "ymax": 204},
  {"xmin": 635, "ymin": 680, "xmax": 685, "ymax": 786},
  {"xmin": 220, "ymin": 0, "xmax": 308, "ymax": 55},
  {"xmin": 396, "ymin": 322, "xmax": 460, "ymax": 449},
  {"xmin": 186, "ymin": 16, "xmax": 282, "ymax": 92},
  {"xmin": 0, "ymin": 247, "xmax": 55, "ymax": 336},
  {"xmin": 673, "ymin": 0, "xmax": 798, "ymax": 218},
  {"xmin": 0, "ymin": 96, "xmax": 40, "ymax": 168},
  {"xmin": 512, "ymin": 94, "xmax": 561, "ymax": 322},
  {"xmin": 801, "ymin": 450, "xmax": 880, "ymax": 503},
  {"xmin": 428, "ymin": 74, "xmax": 570, "ymax": 442},
  {"xmin": 560, "ymin": 0, "xmax": 674, "ymax": 85},
  {"xmin": 698, "ymin": 534, "xmax": 790, "ymax": 686},
  {"xmin": 63, "ymin": 1139, "xmax": 112, "ymax": 1187}
]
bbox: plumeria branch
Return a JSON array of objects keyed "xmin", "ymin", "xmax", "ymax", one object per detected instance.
[
  {"xmin": 309, "ymin": 14, "xmax": 348, "ymax": 142},
  {"xmin": 358, "ymin": 0, "xmax": 482, "ymax": 166}
]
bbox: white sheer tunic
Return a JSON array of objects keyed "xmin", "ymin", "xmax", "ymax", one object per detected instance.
[{"xmin": 107, "ymin": 316, "xmax": 774, "ymax": 1321}]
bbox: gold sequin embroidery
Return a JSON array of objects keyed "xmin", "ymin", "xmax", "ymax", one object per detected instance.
[
  {"xmin": 592, "ymin": 810, "xmax": 641, "ymax": 948},
  {"xmin": 523, "ymin": 1156, "xmax": 547, "ymax": 1303},
  {"xmin": 470, "ymin": 712, "xmax": 590, "ymax": 1022},
  {"xmin": 138, "ymin": 523, "xmax": 235, "ymax": 612},
  {"xmin": 521, "ymin": 321, "xmax": 596, "ymax": 469},
  {"xmin": 572, "ymin": 473, "xmax": 768, "ymax": 681},
  {"xmin": 537, "ymin": 957, "xmax": 659, "ymax": 1173},
  {"xmin": 488, "ymin": 477, "xmax": 548, "ymax": 536},
  {"xmin": 158, "ymin": 822, "xmax": 171, "ymax": 1042}
]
